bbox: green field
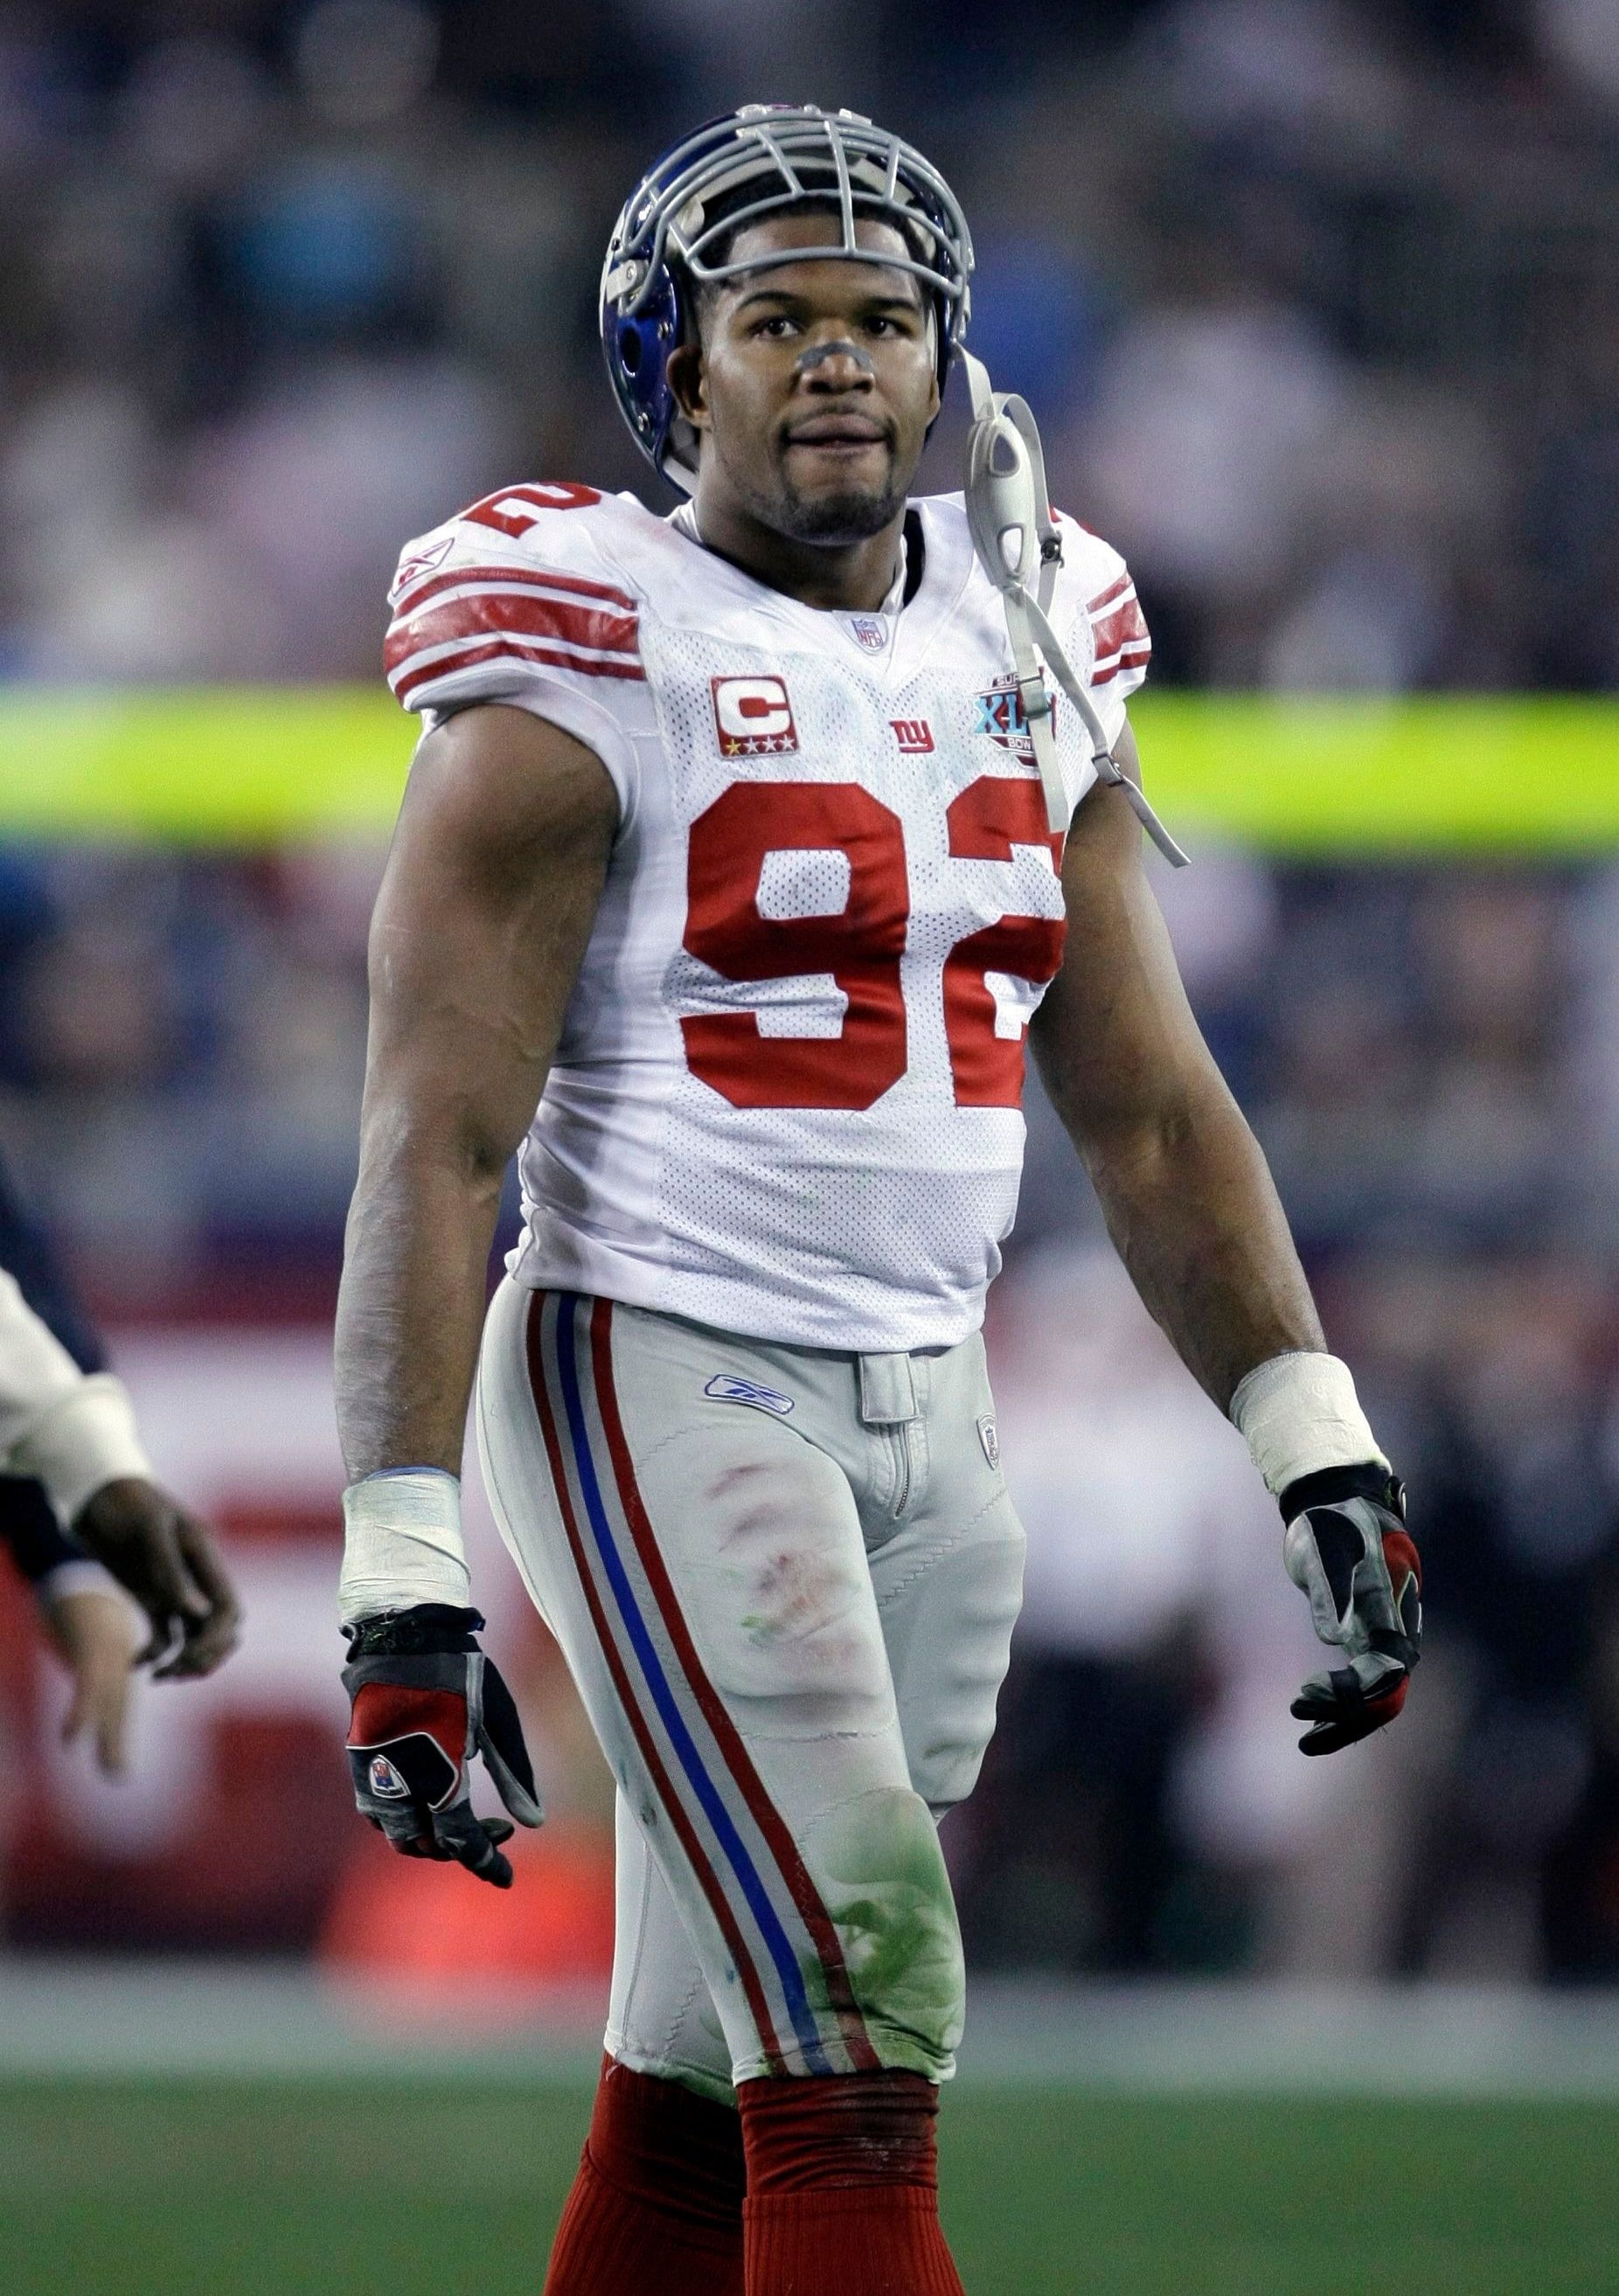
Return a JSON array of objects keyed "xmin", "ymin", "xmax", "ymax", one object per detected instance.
[{"xmin": 1, "ymin": 2077, "xmax": 1611, "ymax": 2294}]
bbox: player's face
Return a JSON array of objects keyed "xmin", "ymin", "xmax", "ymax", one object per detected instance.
[{"xmin": 671, "ymin": 214, "xmax": 942, "ymax": 546}]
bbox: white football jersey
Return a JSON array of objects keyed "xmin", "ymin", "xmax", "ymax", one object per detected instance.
[{"xmin": 384, "ymin": 482, "xmax": 1150, "ymax": 1350}]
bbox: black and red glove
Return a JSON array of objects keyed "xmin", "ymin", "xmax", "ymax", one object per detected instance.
[
  {"xmin": 1281, "ymin": 1465, "xmax": 1422, "ymax": 1756},
  {"xmin": 342, "ymin": 1604, "xmax": 543, "ymax": 1886}
]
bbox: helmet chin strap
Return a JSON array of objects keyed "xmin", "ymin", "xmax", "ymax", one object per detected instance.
[{"xmin": 959, "ymin": 349, "xmax": 1188, "ymax": 864}]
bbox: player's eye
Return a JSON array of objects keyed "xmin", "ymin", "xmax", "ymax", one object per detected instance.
[{"xmin": 754, "ymin": 315, "xmax": 797, "ymax": 338}]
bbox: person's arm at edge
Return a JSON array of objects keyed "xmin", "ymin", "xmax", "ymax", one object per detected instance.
[
  {"xmin": 0, "ymin": 1270, "xmax": 238, "ymax": 1676},
  {"xmin": 333, "ymin": 702, "xmax": 618, "ymax": 1492}
]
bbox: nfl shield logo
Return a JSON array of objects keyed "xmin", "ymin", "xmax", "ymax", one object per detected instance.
[
  {"xmin": 849, "ymin": 617, "xmax": 887, "ymax": 652},
  {"xmin": 369, "ymin": 1754, "xmax": 410, "ymax": 1799}
]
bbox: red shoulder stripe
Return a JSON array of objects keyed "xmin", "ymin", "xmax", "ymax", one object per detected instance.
[
  {"xmin": 1090, "ymin": 653, "xmax": 1152, "ymax": 687},
  {"xmin": 1086, "ymin": 572, "xmax": 1133, "ymax": 616},
  {"xmin": 1091, "ymin": 595, "xmax": 1150, "ymax": 662},
  {"xmin": 392, "ymin": 636, "xmax": 646, "ymax": 704},
  {"xmin": 385, "ymin": 590, "xmax": 638, "ymax": 679}
]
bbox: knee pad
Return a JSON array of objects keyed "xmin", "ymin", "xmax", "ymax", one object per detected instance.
[{"xmin": 803, "ymin": 1786, "xmax": 965, "ymax": 2077}]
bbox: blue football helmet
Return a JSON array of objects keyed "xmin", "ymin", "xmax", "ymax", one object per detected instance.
[{"xmin": 600, "ymin": 104, "xmax": 975, "ymax": 495}]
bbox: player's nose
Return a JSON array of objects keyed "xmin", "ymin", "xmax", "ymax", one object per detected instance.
[{"xmin": 795, "ymin": 334, "xmax": 876, "ymax": 386}]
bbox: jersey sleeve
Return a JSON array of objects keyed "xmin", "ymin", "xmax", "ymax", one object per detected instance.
[
  {"xmin": 0, "ymin": 1271, "xmax": 152, "ymax": 1523},
  {"xmin": 1053, "ymin": 516, "xmax": 1151, "ymax": 753},
  {"xmin": 382, "ymin": 484, "xmax": 650, "ymax": 823}
]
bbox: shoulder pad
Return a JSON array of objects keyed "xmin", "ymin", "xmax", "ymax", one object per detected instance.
[
  {"xmin": 385, "ymin": 482, "xmax": 652, "ymax": 712},
  {"xmin": 388, "ymin": 482, "xmax": 650, "ymax": 606}
]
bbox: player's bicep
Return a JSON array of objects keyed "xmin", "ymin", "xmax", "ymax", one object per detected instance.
[
  {"xmin": 1030, "ymin": 722, "xmax": 1217, "ymax": 1148},
  {"xmin": 362, "ymin": 704, "xmax": 618, "ymax": 1172}
]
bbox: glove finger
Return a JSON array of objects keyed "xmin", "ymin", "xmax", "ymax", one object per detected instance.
[
  {"xmin": 1291, "ymin": 1660, "xmax": 1409, "ymax": 1755},
  {"xmin": 1295, "ymin": 1649, "xmax": 1407, "ymax": 1704},
  {"xmin": 434, "ymin": 1806, "xmax": 516, "ymax": 1888},
  {"xmin": 473, "ymin": 1659, "xmax": 544, "ymax": 1828},
  {"xmin": 396, "ymin": 1834, "xmax": 453, "ymax": 1861},
  {"xmin": 370, "ymin": 1800, "xmax": 441, "ymax": 1851}
]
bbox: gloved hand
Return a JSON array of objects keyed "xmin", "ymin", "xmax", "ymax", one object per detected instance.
[
  {"xmin": 1281, "ymin": 1464, "xmax": 1422, "ymax": 1757},
  {"xmin": 342, "ymin": 1604, "xmax": 543, "ymax": 1886}
]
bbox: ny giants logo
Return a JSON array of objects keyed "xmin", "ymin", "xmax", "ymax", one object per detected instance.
[
  {"xmin": 712, "ymin": 676, "xmax": 799, "ymax": 757},
  {"xmin": 975, "ymin": 674, "xmax": 1055, "ymax": 762},
  {"xmin": 890, "ymin": 718, "xmax": 935, "ymax": 754}
]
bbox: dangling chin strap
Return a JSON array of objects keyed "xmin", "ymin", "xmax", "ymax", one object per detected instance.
[{"xmin": 960, "ymin": 348, "xmax": 1188, "ymax": 866}]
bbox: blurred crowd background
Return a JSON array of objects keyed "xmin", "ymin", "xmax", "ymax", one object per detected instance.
[{"xmin": 2, "ymin": 0, "xmax": 1618, "ymax": 1995}]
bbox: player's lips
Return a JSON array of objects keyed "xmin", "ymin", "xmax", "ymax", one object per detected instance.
[{"xmin": 783, "ymin": 413, "xmax": 891, "ymax": 451}]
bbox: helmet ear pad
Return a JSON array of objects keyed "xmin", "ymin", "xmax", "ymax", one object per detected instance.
[{"xmin": 603, "ymin": 267, "xmax": 689, "ymax": 481}]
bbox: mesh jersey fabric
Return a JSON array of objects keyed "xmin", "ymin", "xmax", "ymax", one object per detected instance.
[{"xmin": 384, "ymin": 482, "xmax": 1151, "ymax": 1350}]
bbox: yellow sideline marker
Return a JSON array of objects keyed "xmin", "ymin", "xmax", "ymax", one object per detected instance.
[{"xmin": 0, "ymin": 688, "xmax": 1614, "ymax": 848}]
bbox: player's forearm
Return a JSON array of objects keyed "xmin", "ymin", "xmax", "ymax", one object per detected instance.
[
  {"xmin": 1078, "ymin": 1073, "xmax": 1324, "ymax": 1410},
  {"xmin": 334, "ymin": 1119, "xmax": 506, "ymax": 1481}
]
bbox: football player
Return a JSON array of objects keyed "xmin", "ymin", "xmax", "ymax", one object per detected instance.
[{"xmin": 334, "ymin": 107, "xmax": 1421, "ymax": 2296}]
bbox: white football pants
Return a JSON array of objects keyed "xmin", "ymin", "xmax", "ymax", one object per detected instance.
[{"xmin": 475, "ymin": 1277, "xmax": 1025, "ymax": 2099}]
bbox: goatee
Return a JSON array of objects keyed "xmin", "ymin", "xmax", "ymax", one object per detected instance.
[{"xmin": 775, "ymin": 482, "xmax": 907, "ymax": 545}]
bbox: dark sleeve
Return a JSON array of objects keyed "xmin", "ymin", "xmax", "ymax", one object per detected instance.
[
  {"xmin": 0, "ymin": 1476, "xmax": 83, "ymax": 1585},
  {"xmin": 0, "ymin": 1145, "xmax": 103, "ymax": 1585}
]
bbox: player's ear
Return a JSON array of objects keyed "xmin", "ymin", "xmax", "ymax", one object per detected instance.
[{"xmin": 666, "ymin": 343, "xmax": 709, "ymax": 432}]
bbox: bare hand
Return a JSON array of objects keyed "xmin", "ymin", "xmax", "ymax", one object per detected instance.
[
  {"xmin": 44, "ymin": 1586, "xmax": 139, "ymax": 1773},
  {"xmin": 72, "ymin": 1478, "xmax": 241, "ymax": 1679}
]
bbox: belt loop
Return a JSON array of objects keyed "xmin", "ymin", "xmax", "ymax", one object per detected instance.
[{"xmin": 858, "ymin": 1351, "xmax": 918, "ymax": 1425}]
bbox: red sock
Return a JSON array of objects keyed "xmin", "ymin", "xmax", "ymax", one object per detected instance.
[
  {"xmin": 738, "ymin": 2071, "xmax": 965, "ymax": 2295},
  {"xmin": 543, "ymin": 2056, "xmax": 745, "ymax": 2295}
]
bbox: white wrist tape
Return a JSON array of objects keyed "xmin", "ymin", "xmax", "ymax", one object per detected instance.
[
  {"xmin": 12, "ymin": 1374, "xmax": 155, "ymax": 1528},
  {"xmin": 1228, "ymin": 1351, "xmax": 1388, "ymax": 1499},
  {"xmin": 338, "ymin": 1467, "xmax": 470, "ymax": 1625},
  {"xmin": 36, "ymin": 1558, "xmax": 125, "ymax": 1609}
]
